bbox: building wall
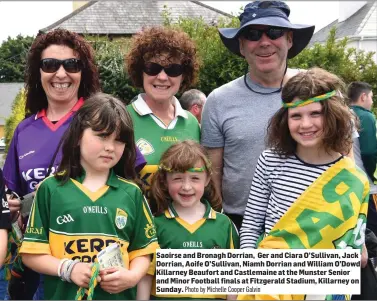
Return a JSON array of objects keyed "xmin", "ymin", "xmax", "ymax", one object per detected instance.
[
  {"xmin": 347, "ymin": 39, "xmax": 377, "ymax": 62},
  {"xmin": 0, "ymin": 83, "xmax": 24, "ymax": 129},
  {"xmin": 358, "ymin": 2, "xmax": 377, "ymax": 36}
]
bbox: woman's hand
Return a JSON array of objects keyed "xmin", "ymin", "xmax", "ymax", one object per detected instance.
[
  {"xmin": 70, "ymin": 262, "xmax": 92, "ymax": 288},
  {"xmin": 100, "ymin": 267, "xmax": 137, "ymax": 294}
]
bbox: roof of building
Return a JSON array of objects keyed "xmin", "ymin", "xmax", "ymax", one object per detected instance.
[
  {"xmin": 309, "ymin": 1, "xmax": 377, "ymax": 46},
  {"xmin": 0, "ymin": 83, "xmax": 24, "ymax": 126},
  {"xmin": 41, "ymin": 0, "xmax": 232, "ymax": 35}
]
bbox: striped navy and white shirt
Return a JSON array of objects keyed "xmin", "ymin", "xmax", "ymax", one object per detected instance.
[{"xmin": 240, "ymin": 149, "xmax": 342, "ymax": 249}]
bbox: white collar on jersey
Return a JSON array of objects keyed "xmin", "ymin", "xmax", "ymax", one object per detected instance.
[{"xmin": 133, "ymin": 94, "xmax": 188, "ymax": 119}]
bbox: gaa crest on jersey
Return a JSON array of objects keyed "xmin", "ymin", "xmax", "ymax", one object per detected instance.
[
  {"xmin": 115, "ymin": 208, "xmax": 128, "ymax": 230},
  {"xmin": 136, "ymin": 138, "xmax": 154, "ymax": 156}
]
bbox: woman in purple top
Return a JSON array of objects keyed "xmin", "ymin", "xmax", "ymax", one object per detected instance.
[{"xmin": 3, "ymin": 29, "xmax": 145, "ymax": 300}]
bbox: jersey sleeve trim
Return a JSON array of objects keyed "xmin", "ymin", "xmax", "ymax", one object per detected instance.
[
  {"xmin": 147, "ymin": 252, "xmax": 157, "ymax": 276},
  {"xmin": 128, "ymin": 241, "xmax": 158, "ymax": 262},
  {"xmin": 20, "ymin": 241, "xmax": 51, "ymax": 255}
]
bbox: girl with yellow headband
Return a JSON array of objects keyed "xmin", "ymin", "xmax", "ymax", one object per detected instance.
[
  {"xmin": 239, "ymin": 67, "xmax": 369, "ymax": 300},
  {"xmin": 137, "ymin": 140, "xmax": 239, "ymax": 300}
]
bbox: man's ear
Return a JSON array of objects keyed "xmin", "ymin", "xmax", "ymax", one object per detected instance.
[
  {"xmin": 287, "ymin": 31, "xmax": 293, "ymax": 50},
  {"xmin": 360, "ymin": 92, "xmax": 367, "ymax": 103},
  {"xmin": 239, "ymin": 38, "xmax": 245, "ymax": 56},
  {"xmin": 191, "ymin": 104, "xmax": 199, "ymax": 115}
]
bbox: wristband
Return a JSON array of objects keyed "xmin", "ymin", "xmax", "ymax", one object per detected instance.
[
  {"xmin": 58, "ymin": 258, "xmax": 69, "ymax": 278},
  {"xmin": 66, "ymin": 259, "xmax": 80, "ymax": 283},
  {"xmin": 62, "ymin": 259, "xmax": 73, "ymax": 282},
  {"xmin": 61, "ymin": 259, "xmax": 73, "ymax": 282}
]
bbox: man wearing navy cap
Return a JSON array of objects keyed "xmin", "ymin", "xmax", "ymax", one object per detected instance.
[{"xmin": 201, "ymin": 1, "xmax": 315, "ymax": 230}]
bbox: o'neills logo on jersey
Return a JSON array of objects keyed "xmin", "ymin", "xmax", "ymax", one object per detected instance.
[
  {"xmin": 136, "ymin": 138, "xmax": 154, "ymax": 156},
  {"xmin": 160, "ymin": 136, "xmax": 178, "ymax": 142},
  {"xmin": 115, "ymin": 208, "xmax": 128, "ymax": 229},
  {"xmin": 182, "ymin": 241, "xmax": 203, "ymax": 248},
  {"xmin": 19, "ymin": 150, "xmax": 35, "ymax": 160},
  {"xmin": 57, "ymin": 214, "xmax": 74, "ymax": 225},
  {"xmin": 83, "ymin": 206, "xmax": 108, "ymax": 214}
]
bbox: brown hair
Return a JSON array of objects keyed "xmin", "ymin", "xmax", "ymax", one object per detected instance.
[
  {"xmin": 25, "ymin": 28, "xmax": 100, "ymax": 115},
  {"xmin": 150, "ymin": 140, "xmax": 221, "ymax": 215},
  {"xmin": 56, "ymin": 92, "xmax": 136, "ymax": 184},
  {"xmin": 126, "ymin": 27, "xmax": 199, "ymax": 91},
  {"xmin": 267, "ymin": 67, "xmax": 353, "ymax": 156},
  {"xmin": 347, "ymin": 81, "xmax": 373, "ymax": 104}
]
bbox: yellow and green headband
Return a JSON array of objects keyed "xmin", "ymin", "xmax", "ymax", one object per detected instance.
[
  {"xmin": 282, "ymin": 90, "xmax": 337, "ymax": 108},
  {"xmin": 158, "ymin": 164, "xmax": 206, "ymax": 173}
]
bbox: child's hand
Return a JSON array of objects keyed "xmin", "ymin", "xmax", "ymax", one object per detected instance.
[
  {"xmin": 70, "ymin": 262, "xmax": 92, "ymax": 288},
  {"xmin": 100, "ymin": 267, "xmax": 137, "ymax": 294}
]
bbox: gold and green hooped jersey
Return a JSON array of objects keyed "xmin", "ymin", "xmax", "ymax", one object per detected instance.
[
  {"xmin": 238, "ymin": 157, "xmax": 369, "ymax": 301},
  {"xmin": 150, "ymin": 200, "xmax": 240, "ymax": 300},
  {"xmin": 127, "ymin": 104, "xmax": 200, "ymax": 197},
  {"xmin": 20, "ymin": 170, "xmax": 158, "ymax": 300}
]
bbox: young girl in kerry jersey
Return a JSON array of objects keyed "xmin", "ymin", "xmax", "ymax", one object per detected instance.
[
  {"xmin": 19, "ymin": 93, "xmax": 158, "ymax": 300},
  {"xmin": 137, "ymin": 140, "xmax": 239, "ymax": 300},
  {"xmin": 238, "ymin": 68, "xmax": 369, "ymax": 301}
]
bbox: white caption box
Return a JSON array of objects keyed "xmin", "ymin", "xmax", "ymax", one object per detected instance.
[{"xmin": 155, "ymin": 249, "xmax": 361, "ymax": 295}]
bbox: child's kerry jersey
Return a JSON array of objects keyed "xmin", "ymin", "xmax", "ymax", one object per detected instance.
[
  {"xmin": 20, "ymin": 170, "xmax": 158, "ymax": 300},
  {"xmin": 150, "ymin": 200, "xmax": 239, "ymax": 299}
]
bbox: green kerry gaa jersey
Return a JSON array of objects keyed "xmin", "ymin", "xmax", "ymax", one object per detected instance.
[
  {"xmin": 20, "ymin": 169, "xmax": 158, "ymax": 300},
  {"xmin": 149, "ymin": 200, "xmax": 240, "ymax": 300},
  {"xmin": 127, "ymin": 98, "xmax": 200, "ymax": 196}
]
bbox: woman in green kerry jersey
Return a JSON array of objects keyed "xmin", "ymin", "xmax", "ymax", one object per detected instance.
[{"xmin": 115, "ymin": 26, "xmax": 201, "ymax": 209}]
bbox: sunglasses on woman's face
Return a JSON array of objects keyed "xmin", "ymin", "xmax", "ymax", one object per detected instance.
[
  {"xmin": 40, "ymin": 58, "xmax": 82, "ymax": 73},
  {"xmin": 143, "ymin": 62, "xmax": 184, "ymax": 77},
  {"xmin": 242, "ymin": 27, "xmax": 286, "ymax": 41}
]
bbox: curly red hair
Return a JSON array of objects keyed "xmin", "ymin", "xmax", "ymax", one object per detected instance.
[{"xmin": 126, "ymin": 27, "xmax": 199, "ymax": 91}]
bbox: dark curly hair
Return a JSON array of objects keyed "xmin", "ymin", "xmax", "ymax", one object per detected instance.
[
  {"xmin": 126, "ymin": 27, "xmax": 199, "ymax": 92},
  {"xmin": 25, "ymin": 28, "xmax": 100, "ymax": 115},
  {"xmin": 267, "ymin": 67, "xmax": 353, "ymax": 156}
]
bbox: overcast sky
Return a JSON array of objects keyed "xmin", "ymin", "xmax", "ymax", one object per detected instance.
[{"xmin": 0, "ymin": 1, "xmax": 340, "ymax": 43}]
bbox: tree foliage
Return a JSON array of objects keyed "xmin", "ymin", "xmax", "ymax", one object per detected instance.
[
  {"xmin": 89, "ymin": 36, "xmax": 141, "ymax": 103},
  {"xmin": 4, "ymin": 88, "xmax": 26, "ymax": 153},
  {"xmin": 289, "ymin": 27, "xmax": 377, "ymax": 104},
  {"xmin": 0, "ymin": 35, "xmax": 34, "ymax": 82},
  {"xmin": 164, "ymin": 11, "xmax": 247, "ymax": 95}
]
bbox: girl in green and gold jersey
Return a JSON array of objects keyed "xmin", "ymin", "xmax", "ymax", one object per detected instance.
[
  {"xmin": 19, "ymin": 93, "xmax": 158, "ymax": 300},
  {"xmin": 137, "ymin": 140, "xmax": 239, "ymax": 300}
]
